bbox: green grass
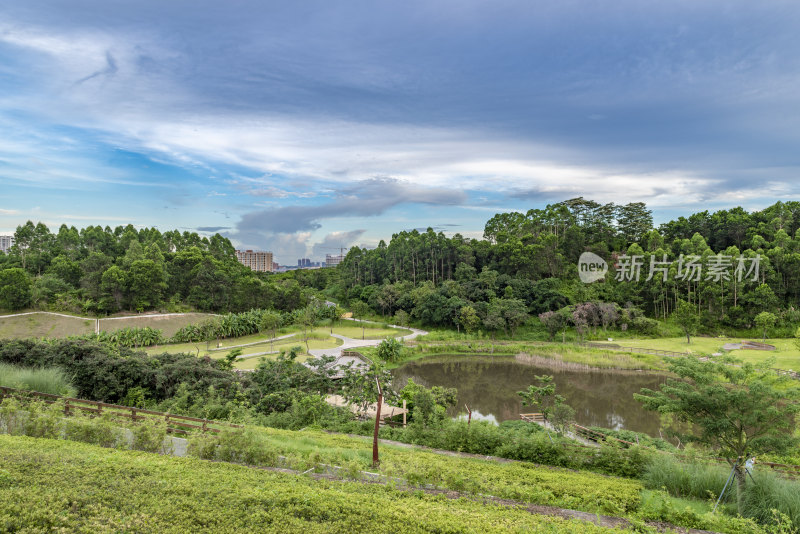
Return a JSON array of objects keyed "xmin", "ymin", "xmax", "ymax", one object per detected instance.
[
  {"xmin": 409, "ymin": 340, "xmax": 666, "ymax": 370},
  {"xmin": 0, "ymin": 312, "xmax": 94, "ymax": 339},
  {"xmin": 0, "ymin": 363, "xmax": 76, "ymax": 396},
  {"xmin": 596, "ymin": 337, "xmax": 800, "ymax": 369},
  {"xmin": 331, "ymin": 325, "xmax": 411, "ymax": 340},
  {"xmin": 0, "ymin": 434, "xmax": 628, "ymax": 533}
]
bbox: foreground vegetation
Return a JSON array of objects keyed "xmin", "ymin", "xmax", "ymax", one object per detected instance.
[
  {"xmin": 0, "ymin": 434, "xmax": 630, "ymax": 534},
  {"xmin": 2, "ymin": 398, "xmax": 793, "ymax": 533}
]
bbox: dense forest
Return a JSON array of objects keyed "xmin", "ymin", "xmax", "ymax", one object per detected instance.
[
  {"xmin": 0, "ymin": 223, "xmax": 310, "ymax": 314},
  {"xmin": 2, "ymin": 198, "xmax": 800, "ymax": 335},
  {"xmin": 331, "ymin": 198, "xmax": 800, "ymax": 333}
]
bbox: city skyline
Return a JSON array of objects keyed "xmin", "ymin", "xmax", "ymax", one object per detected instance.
[{"xmin": 2, "ymin": 2, "xmax": 800, "ymax": 263}]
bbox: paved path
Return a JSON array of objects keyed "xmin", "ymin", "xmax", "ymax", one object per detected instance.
[{"xmin": 308, "ymin": 318, "xmax": 427, "ymax": 358}]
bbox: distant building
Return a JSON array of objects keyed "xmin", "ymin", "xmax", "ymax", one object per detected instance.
[
  {"xmin": 0, "ymin": 235, "xmax": 14, "ymax": 253},
  {"xmin": 297, "ymin": 258, "xmax": 312, "ymax": 267},
  {"xmin": 325, "ymin": 254, "xmax": 343, "ymax": 267},
  {"xmin": 235, "ymin": 249, "xmax": 274, "ymax": 272}
]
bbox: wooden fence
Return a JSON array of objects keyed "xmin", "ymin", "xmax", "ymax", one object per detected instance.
[{"xmin": 0, "ymin": 386, "xmax": 242, "ymax": 435}]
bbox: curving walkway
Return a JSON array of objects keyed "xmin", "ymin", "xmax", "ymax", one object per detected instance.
[{"xmin": 308, "ymin": 318, "xmax": 427, "ymax": 358}]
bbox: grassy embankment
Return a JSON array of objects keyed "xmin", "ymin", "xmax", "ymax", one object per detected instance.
[
  {"xmin": 0, "ymin": 434, "xmax": 632, "ymax": 534},
  {"xmin": 0, "ymin": 311, "xmax": 215, "ymax": 340},
  {"xmin": 401, "ymin": 328, "xmax": 800, "ymax": 371},
  {"xmin": 0, "ymin": 312, "xmax": 94, "ymax": 339}
]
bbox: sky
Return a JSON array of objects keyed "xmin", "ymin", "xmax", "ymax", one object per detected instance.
[{"xmin": 1, "ymin": 1, "xmax": 799, "ymax": 263}]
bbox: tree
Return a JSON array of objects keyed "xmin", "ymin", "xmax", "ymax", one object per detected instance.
[
  {"xmin": 260, "ymin": 310, "xmax": 283, "ymax": 351},
  {"xmin": 0, "ymin": 268, "xmax": 32, "ymax": 310},
  {"xmin": 635, "ymin": 356, "xmax": 800, "ymax": 512},
  {"xmin": 754, "ymin": 311, "xmax": 778, "ymax": 341},
  {"xmin": 673, "ymin": 299, "xmax": 699, "ymax": 344},
  {"xmin": 458, "ymin": 305, "xmax": 480, "ymax": 335},
  {"xmin": 517, "ymin": 375, "xmax": 565, "ymax": 425},
  {"xmin": 400, "ymin": 378, "xmax": 457, "ymax": 427},
  {"xmin": 538, "ymin": 311, "xmax": 565, "ymax": 341},
  {"xmin": 350, "ymin": 301, "xmax": 371, "ymax": 340}
]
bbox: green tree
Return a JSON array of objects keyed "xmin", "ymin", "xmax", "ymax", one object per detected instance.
[
  {"xmin": 0, "ymin": 268, "xmax": 32, "ymax": 310},
  {"xmin": 259, "ymin": 310, "xmax": 283, "ymax": 351},
  {"xmin": 100, "ymin": 265, "xmax": 128, "ymax": 311},
  {"xmin": 673, "ymin": 299, "xmax": 699, "ymax": 344},
  {"xmin": 754, "ymin": 311, "xmax": 777, "ymax": 341},
  {"xmin": 458, "ymin": 305, "xmax": 480, "ymax": 335},
  {"xmin": 538, "ymin": 310, "xmax": 565, "ymax": 342},
  {"xmin": 517, "ymin": 375, "xmax": 565, "ymax": 425},
  {"xmin": 128, "ymin": 259, "xmax": 167, "ymax": 311},
  {"xmin": 350, "ymin": 300, "xmax": 371, "ymax": 340},
  {"xmin": 635, "ymin": 356, "xmax": 800, "ymax": 512}
]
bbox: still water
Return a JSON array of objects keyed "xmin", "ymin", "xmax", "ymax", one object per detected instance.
[{"xmin": 392, "ymin": 354, "xmax": 669, "ymax": 437}]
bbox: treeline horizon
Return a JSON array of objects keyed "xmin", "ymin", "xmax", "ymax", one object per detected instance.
[
  {"xmin": 2, "ymin": 198, "xmax": 800, "ymax": 334},
  {"xmin": 329, "ymin": 198, "xmax": 800, "ymax": 333},
  {"xmin": 0, "ymin": 223, "xmax": 311, "ymax": 314}
]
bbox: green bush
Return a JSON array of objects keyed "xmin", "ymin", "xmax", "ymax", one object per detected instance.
[
  {"xmin": 130, "ymin": 419, "xmax": 171, "ymax": 454},
  {"xmin": 63, "ymin": 412, "xmax": 121, "ymax": 448}
]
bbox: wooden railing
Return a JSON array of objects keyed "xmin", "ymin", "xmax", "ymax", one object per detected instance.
[{"xmin": 0, "ymin": 386, "xmax": 242, "ymax": 435}]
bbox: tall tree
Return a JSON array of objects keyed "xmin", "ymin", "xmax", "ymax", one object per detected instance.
[{"xmin": 635, "ymin": 356, "xmax": 800, "ymax": 512}]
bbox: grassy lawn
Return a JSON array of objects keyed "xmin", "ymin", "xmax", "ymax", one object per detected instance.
[
  {"xmin": 0, "ymin": 312, "xmax": 94, "ymax": 339},
  {"xmin": 597, "ymin": 337, "xmax": 800, "ymax": 369},
  {"xmin": 331, "ymin": 325, "xmax": 410, "ymax": 340},
  {"xmin": 98, "ymin": 312, "xmax": 215, "ymax": 338}
]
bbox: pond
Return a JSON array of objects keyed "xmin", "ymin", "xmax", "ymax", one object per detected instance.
[{"xmin": 392, "ymin": 354, "xmax": 670, "ymax": 437}]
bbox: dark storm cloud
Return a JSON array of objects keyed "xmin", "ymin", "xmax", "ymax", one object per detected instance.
[{"xmin": 235, "ymin": 178, "xmax": 467, "ymax": 235}]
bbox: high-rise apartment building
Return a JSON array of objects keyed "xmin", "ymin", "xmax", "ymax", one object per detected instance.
[
  {"xmin": 0, "ymin": 235, "xmax": 14, "ymax": 253},
  {"xmin": 235, "ymin": 249, "xmax": 274, "ymax": 272}
]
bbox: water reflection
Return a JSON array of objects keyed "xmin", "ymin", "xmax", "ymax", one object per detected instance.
[{"xmin": 392, "ymin": 354, "xmax": 669, "ymax": 437}]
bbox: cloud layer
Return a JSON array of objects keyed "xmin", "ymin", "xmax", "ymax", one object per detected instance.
[{"xmin": 1, "ymin": 1, "xmax": 799, "ymax": 260}]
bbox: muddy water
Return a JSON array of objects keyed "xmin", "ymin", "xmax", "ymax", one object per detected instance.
[{"xmin": 392, "ymin": 354, "xmax": 669, "ymax": 436}]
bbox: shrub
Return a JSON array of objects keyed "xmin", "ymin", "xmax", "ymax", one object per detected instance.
[
  {"xmin": 63, "ymin": 412, "xmax": 121, "ymax": 448},
  {"xmin": 130, "ymin": 419, "xmax": 171, "ymax": 454}
]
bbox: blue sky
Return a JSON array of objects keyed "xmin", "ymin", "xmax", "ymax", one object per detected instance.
[{"xmin": 1, "ymin": 1, "xmax": 799, "ymax": 263}]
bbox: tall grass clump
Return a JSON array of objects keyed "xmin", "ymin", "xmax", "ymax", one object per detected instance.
[
  {"xmin": 0, "ymin": 363, "xmax": 76, "ymax": 396},
  {"xmin": 741, "ymin": 471, "xmax": 800, "ymax": 528},
  {"xmin": 642, "ymin": 455, "xmax": 732, "ymax": 501}
]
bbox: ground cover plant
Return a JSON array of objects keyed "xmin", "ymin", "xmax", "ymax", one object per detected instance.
[{"xmin": 0, "ymin": 434, "xmax": 637, "ymax": 534}]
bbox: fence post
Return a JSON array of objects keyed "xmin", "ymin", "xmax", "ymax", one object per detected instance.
[
  {"xmin": 131, "ymin": 408, "xmax": 137, "ymax": 422},
  {"xmin": 64, "ymin": 399, "xmax": 70, "ymax": 416},
  {"xmin": 202, "ymin": 420, "xmax": 208, "ymax": 433}
]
